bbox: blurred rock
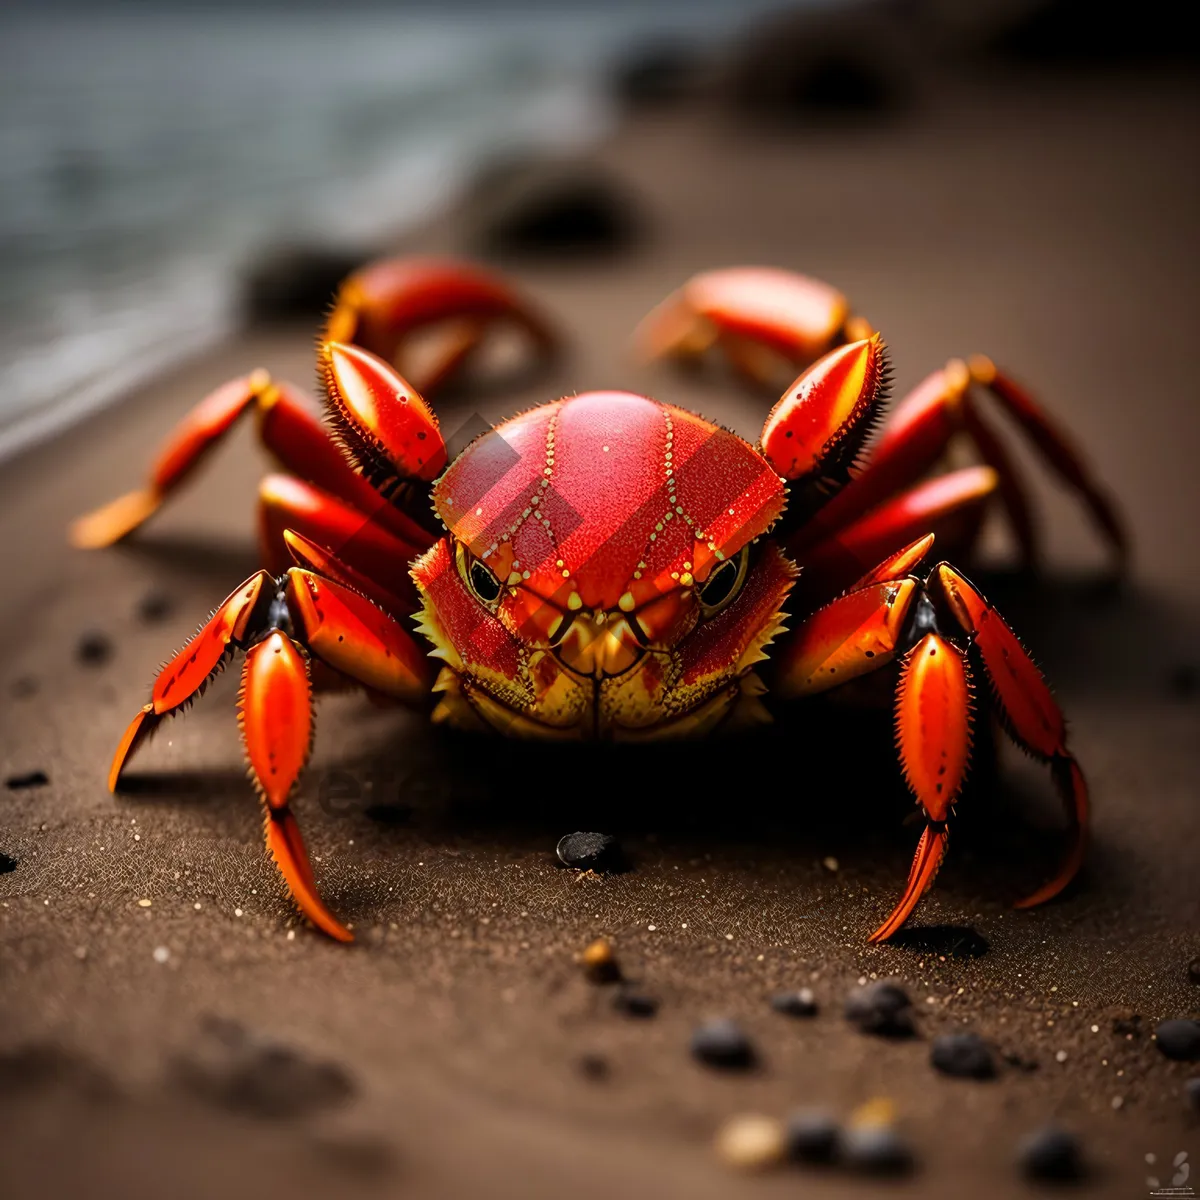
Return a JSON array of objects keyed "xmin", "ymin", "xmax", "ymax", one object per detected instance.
[
  {"xmin": 175, "ymin": 1016, "xmax": 355, "ymax": 1119},
  {"xmin": 463, "ymin": 155, "xmax": 643, "ymax": 260},
  {"xmin": 240, "ymin": 244, "xmax": 371, "ymax": 325},
  {"xmin": 608, "ymin": 39, "xmax": 711, "ymax": 110},
  {"xmin": 982, "ymin": 0, "xmax": 1200, "ymax": 65},
  {"xmin": 721, "ymin": 2, "xmax": 917, "ymax": 126}
]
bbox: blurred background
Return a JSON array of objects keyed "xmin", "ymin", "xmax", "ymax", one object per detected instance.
[{"xmin": 4, "ymin": 0, "xmax": 1194, "ymax": 458}]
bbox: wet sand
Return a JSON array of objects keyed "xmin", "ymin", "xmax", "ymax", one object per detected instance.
[{"xmin": 1, "ymin": 71, "xmax": 1199, "ymax": 1199}]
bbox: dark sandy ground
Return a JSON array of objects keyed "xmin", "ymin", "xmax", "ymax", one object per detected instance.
[{"xmin": 2, "ymin": 71, "xmax": 1198, "ymax": 1199}]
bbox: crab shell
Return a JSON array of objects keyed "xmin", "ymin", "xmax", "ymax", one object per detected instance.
[{"xmin": 410, "ymin": 391, "xmax": 798, "ymax": 738}]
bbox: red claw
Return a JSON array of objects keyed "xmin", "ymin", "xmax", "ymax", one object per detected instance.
[
  {"xmin": 321, "ymin": 341, "xmax": 446, "ymax": 484},
  {"xmin": 638, "ymin": 267, "xmax": 857, "ymax": 370},
  {"xmin": 761, "ymin": 336, "xmax": 888, "ymax": 483},
  {"xmin": 324, "ymin": 256, "xmax": 557, "ymax": 395}
]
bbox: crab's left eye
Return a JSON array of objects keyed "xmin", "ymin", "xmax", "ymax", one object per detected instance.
[
  {"xmin": 698, "ymin": 545, "xmax": 750, "ymax": 618},
  {"xmin": 456, "ymin": 542, "xmax": 502, "ymax": 606}
]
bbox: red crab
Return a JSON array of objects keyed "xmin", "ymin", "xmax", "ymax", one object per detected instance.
[{"xmin": 73, "ymin": 258, "xmax": 1120, "ymax": 944}]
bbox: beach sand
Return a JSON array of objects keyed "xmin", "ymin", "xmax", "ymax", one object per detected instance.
[{"xmin": 1, "ymin": 69, "xmax": 1198, "ymax": 1199}]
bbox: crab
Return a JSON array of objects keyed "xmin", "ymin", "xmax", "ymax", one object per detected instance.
[{"xmin": 72, "ymin": 258, "xmax": 1119, "ymax": 944}]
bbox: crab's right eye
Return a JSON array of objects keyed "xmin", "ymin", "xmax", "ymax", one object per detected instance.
[{"xmin": 456, "ymin": 542, "xmax": 502, "ymax": 607}]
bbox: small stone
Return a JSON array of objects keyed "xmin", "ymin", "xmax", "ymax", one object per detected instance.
[
  {"xmin": 153, "ymin": 946, "xmax": 170, "ymax": 964},
  {"xmin": 1112, "ymin": 1011, "xmax": 1142, "ymax": 1037},
  {"xmin": 785, "ymin": 1109, "xmax": 839, "ymax": 1164},
  {"xmin": 577, "ymin": 1053, "xmax": 609, "ymax": 1081},
  {"xmin": 556, "ymin": 831, "xmax": 622, "ymax": 872},
  {"xmin": 1155, "ymin": 1019, "xmax": 1200, "ymax": 1061},
  {"xmin": 5, "ymin": 771, "xmax": 48, "ymax": 790},
  {"xmin": 771, "ymin": 987, "xmax": 818, "ymax": 1017},
  {"xmin": 137, "ymin": 898, "xmax": 152, "ymax": 908},
  {"xmin": 76, "ymin": 631, "xmax": 113, "ymax": 666},
  {"xmin": 930, "ymin": 1033, "xmax": 996, "ymax": 1079},
  {"xmin": 1019, "ymin": 1127, "xmax": 1084, "ymax": 1182},
  {"xmin": 844, "ymin": 981, "xmax": 914, "ymax": 1037},
  {"xmin": 579, "ymin": 937, "xmax": 621, "ymax": 984},
  {"xmin": 1184, "ymin": 1078, "xmax": 1200, "ymax": 1111},
  {"xmin": 841, "ymin": 1124, "xmax": 914, "ymax": 1175},
  {"xmin": 713, "ymin": 1114, "xmax": 786, "ymax": 1171},
  {"xmin": 136, "ymin": 591, "xmax": 174, "ymax": 623},
  {"xmin": 691, "ymin": 1018, "xmax": 756, "ymax": 1070},
  {"xmin": 822, "ymin": 855, "xmax": 839, "ymax": 872},
  {"xmin": 1188, "ymin": 957, "xmax": 1200, "ymax": 986},
  {"xmin": 1167, "ymin": 663, "xmax": 1199, "ymax": 698},
  {"xmin": 1055, "ymin": 1049, "xmax": 1068, "ymax": 1063},
  {"xmin": 613, "ymin": 989, "xmax": 658, "ymax": 1018}
]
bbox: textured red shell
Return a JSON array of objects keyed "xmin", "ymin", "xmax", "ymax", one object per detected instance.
[{"xmin": 432, "ymin": 391, "xmax": 786, "ymax": 612}]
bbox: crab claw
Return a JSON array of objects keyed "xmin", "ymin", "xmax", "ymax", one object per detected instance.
[
  {"xmin": 636, "ymin": 267, "xmax": 873, "ymax": 388},
  {"xmin": 320, "ymin": 340, "xmax": 446, "ymax": 492},
  {"xmin": 323, "ymin": 256, "xmax": 558, "ymax": 396}
]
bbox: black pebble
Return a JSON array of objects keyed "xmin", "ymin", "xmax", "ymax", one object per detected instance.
[
  {"xmin": 786, "ymin": 1110, "xmax": 839, "ymax": 1164},
  {"xmin": 930, "ymin": 1032, "xmax": 996, "ymax": 1079},
  {"xmin": 0, "ymin": 852, "xmax": 16, "ymax": 874},
  {"xmin": 1188, "ymin": 957, "xmax": 1200, "ymax": 986},
  {"xmin": 1112, "ymin": 1011, "xmax": 1143, "ymax": 1037},
  {"xmin": 9, "ymin": 676, "xmax": 37, "ymax": 700},
  {"xmin": 136, "ymin": 591, "xmax": 175, "ymax": 623},
  {"xmin": 690, "ymin": 1018, "xmax": 756, "ymax": 1069},
  {"xmin": 844, "ymin": 981, "xmax": 914, "ymax": 1037},
  {"xmin": 771, "ymin": 988, "xmax": 818, "ymax": 1017},
  {"xmin": 556, "ymin": 831, "xmax": 622, "ymax": 872},
  {"xmin": 613, "ymin": 990, "xmax": 658, "ymax": 1018},
  {"xmin": 841, "ymin": 1125, "xmax": 914, "ymax": 1175},
  {"xmin": 5, "ymin": 771, "xmax": 48, "ymax": 790},
  {"xmin": 1185, "ymin": 1078, "xmax": 1200, "ymax": 1111},
  {"xmin": 578, "ymin": 1053, "xmax": 609, "ymax": 1081},
  {"xmin": 1019, "ymin": 1127, "xmax": 1084, "ymax": 1182},
  {"xmin": 76, "ymin": 631, "xmax": 113, "ymax": 666},
  {"xmin": 1155, "ymin": 1019, "xmax": 1200, "ymax": 1061},
  {"xmin": 1167, "ymin": 663, "xmax": 1199, "ymax": 698}
]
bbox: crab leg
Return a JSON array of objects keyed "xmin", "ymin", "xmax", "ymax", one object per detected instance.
[
  {"xmin": 256, "ymin": 474, "xmax": 422, "ymax": 611},
  {"xmin": 323, "ymin": 257, "xmax": 558, "ymax": 394},
  {"xmin": 69, "ymin": 372, "xmax": 433, "ymax": 551},
  {"xmin": 777, "ymin": 550, "xmax": 1087, "ymax": 940},
  {"xmin": 868, "ymin": 631, "xmax": 972, "ymax": 942},
  {"xmin": 239, "ymin": 631, "xmax": 351, "ymax": 942},
  {"xmin": 71, "ymin": 375, "xmax": 269, "ymax": 548},
  {"xmin": 931, "ymin": 563, "xmax": 1089, "ymax": 909},
  {"xmin": 790, "ymin": 358, "xmax": 1124, "ymax": 571},
  {"xmin": 795, "ymin": 466, "xmax": 998, "ymax": 600},
  {"xmin": 109, "ymin": 566, "xmax": 432, "ymax": 940},
  {"xmin": 968, "ymin": 357, "xmax": 1127, "ymax": 567}
]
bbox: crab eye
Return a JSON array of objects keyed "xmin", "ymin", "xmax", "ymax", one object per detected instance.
[
  {"xmin": 456, "ymin": 542, "xmax": 502, "ymax": 607},
  {"xmin": 698, "ymin": 545, "xmax": 750, "ymax": 618}
]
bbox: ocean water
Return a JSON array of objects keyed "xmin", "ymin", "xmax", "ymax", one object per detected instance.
[{"xmin": 0, "ymin": 2, "xmax": 787, "ymax": 460}]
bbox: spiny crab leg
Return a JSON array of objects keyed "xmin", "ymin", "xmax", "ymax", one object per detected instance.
[
  {"xmin": 109, "ymin": 567, "xmax": 433, "ymax": 941},
  {"xmin": 775, "ymin": 543, "xmax": 1088, "ymax": 941},
  {"xmin": 70, "ymin": 370, "xmax": 431, "ymax": 551}
]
